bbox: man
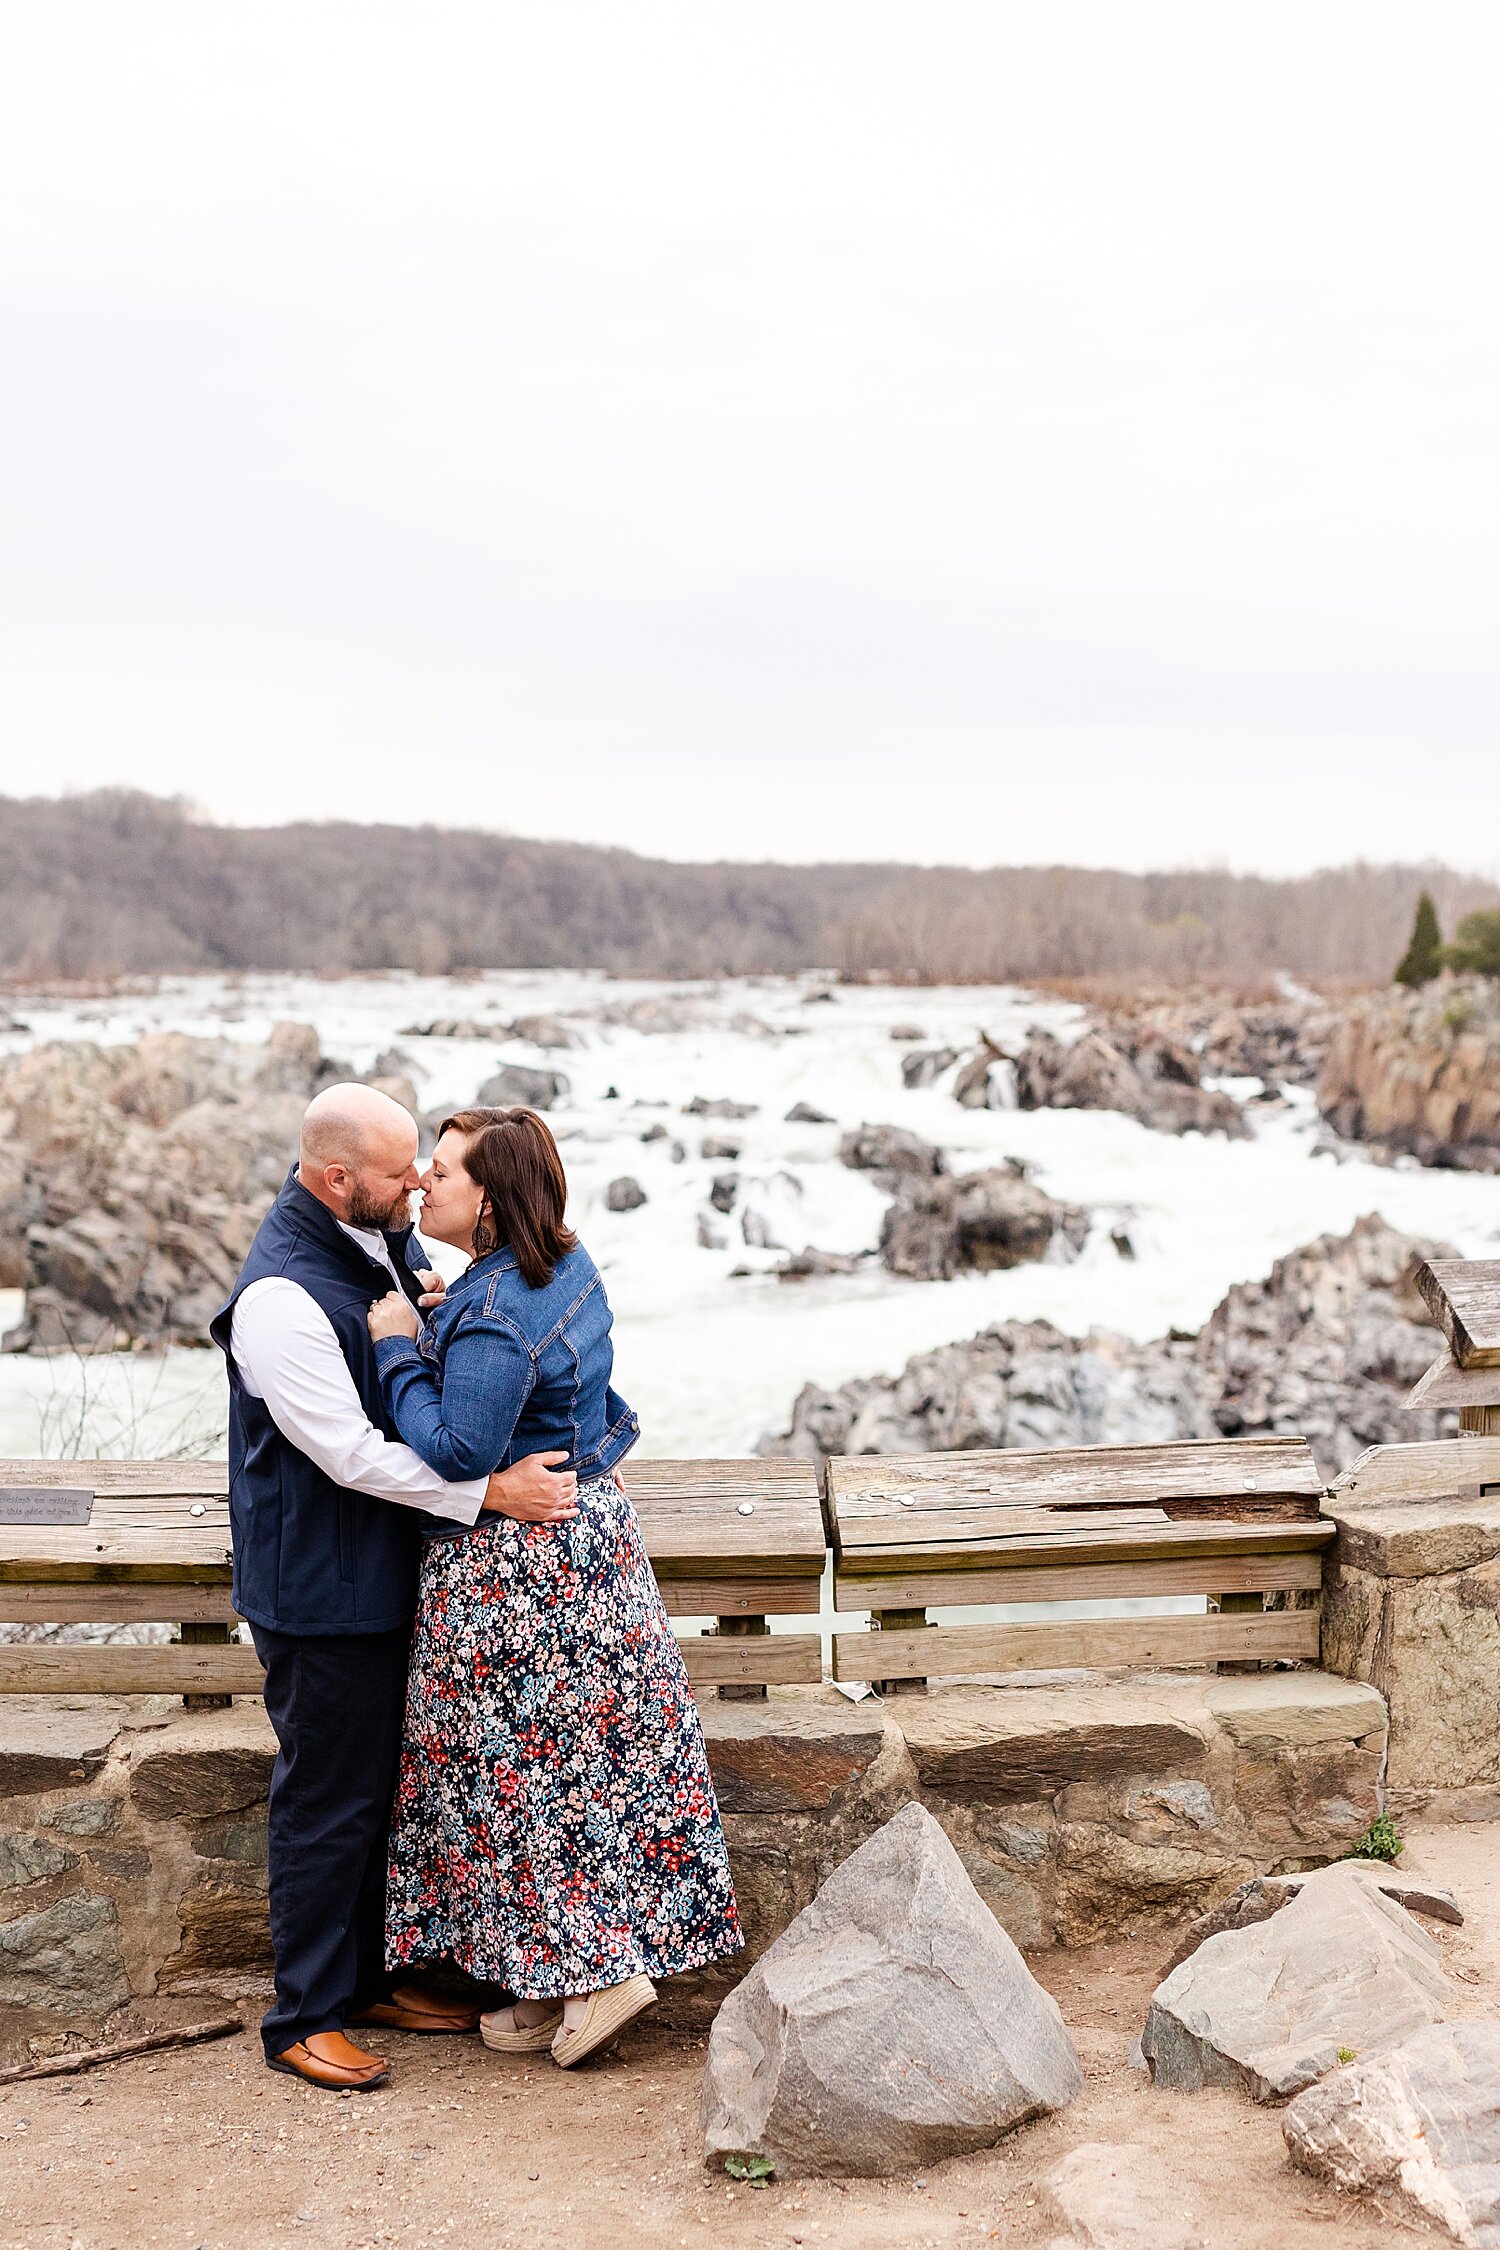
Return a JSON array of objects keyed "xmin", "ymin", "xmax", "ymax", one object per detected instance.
[{"xmin": 211, "ymin": 1081, "xmax": 578, "ymax": 2093}]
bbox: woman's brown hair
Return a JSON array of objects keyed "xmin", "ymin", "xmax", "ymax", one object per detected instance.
[{"xmin": 438, "ymin": 1107, "xmax": 578, "ymax": 1288}]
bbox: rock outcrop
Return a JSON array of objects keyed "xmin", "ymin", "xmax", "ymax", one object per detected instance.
[
  {"xmin": 1319, "ymin": 975, "xmax": 1500, "ymax": 1171},
  {"xmin": 840, "ymin": 1127, "xmax": 1088, "ymax": 1281},
  {"xmin": 1284, "ymin": 2019, "xmax": 1500, "ymax": 2244},
  {"xmin": 879, "ymin": 1164, "xmax": 1090, "ymax": 1282},
  {"xmin": 762, "ymin": 1214, "xmax": 1454, "ymax": 1476},
  {"xmin": 1009, "ymin": 1025, "xmax": 1249, "ymax": 1138},
  {"xmin": 1141, "ymin": 1863, "xmax": 1451, "ymax": 2102},
  {"xmin": 701, "ymin": 1801, "xmax": 1081, "ymax": 2179},
  {"xmin": 0, "ymin": 1023, "xmax": 411, "ymax": 1352}
]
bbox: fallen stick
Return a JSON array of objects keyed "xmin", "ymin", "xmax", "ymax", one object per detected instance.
[{"xmin": 0, "ymin": 2014, "xmax": 243, "ymax": 2085}]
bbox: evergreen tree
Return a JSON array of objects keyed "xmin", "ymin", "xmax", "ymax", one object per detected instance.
[
  {"xmin": 1443, "ymin": 909, "xmax": 1500, "ymax": 980},
  {"xmin": 1394, "ymin": 891, "xmax": 1443, "ymax": 986}
]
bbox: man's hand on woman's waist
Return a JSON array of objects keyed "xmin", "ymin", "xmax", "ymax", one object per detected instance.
[{"xmin": 482, "ymin": 1451, "xmax": 579, "ymax": 1523}]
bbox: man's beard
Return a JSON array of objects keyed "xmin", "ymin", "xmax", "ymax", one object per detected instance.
[{"xmin": 345, "ymin": 1180, "xmax": 414, "ymax": 1230}]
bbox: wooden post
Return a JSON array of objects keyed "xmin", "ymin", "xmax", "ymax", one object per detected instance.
[
  {"xmin": 1459, "ymin": 1406, "xmax": 1500, "ymax": 1437},
  {"xmin": 180, "ymin": 1621, "xmax": 234, "ymax": 1712},
  {"xmin": 873, "ymin": 1605, "xmax": 929, "ymax": 1695},
  {"xmin": 716, "ymin": 1613, "xmax": 769, "ymax": 1701},
  {"xmin": 1215, "ymin": 1588, "xmax": 1266, "ymax": 1674}
]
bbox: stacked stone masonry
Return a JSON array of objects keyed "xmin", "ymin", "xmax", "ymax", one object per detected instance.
[
  {"xmin": 1322, "ymin": 1472, "xmax": 1500, "ymax": 1812},
  {"xmin": 0, "ymin": 1670, "xmax": 1387, "ymax": 2057}
]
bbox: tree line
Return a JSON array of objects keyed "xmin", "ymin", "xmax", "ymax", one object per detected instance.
[{"xmin": 2, "ymin": 790, "xmax": 1496, "ymax": 986}]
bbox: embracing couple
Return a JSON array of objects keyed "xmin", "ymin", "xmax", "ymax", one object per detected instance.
[{"xmin": 210, "ymin": 1082, "xmax": 742, "ymax": 2091}]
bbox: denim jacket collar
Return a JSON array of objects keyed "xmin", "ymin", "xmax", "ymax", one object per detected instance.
[{"xmin": 440, "ymin": 1245, "xmax": 519, "ymax": 1307}]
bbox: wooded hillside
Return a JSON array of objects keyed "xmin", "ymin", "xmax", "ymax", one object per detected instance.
[{"xmin": 2, "ymin": 792, "xmax": 1495, "ymax": 984}]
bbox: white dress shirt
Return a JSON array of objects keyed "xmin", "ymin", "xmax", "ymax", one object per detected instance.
[{"xmin": 229, "ymin": 1221, "xmax": 486, "ymax": 1526}]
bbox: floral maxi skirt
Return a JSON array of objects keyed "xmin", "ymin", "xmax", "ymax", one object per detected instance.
[{"xmin": 386, "ymin": 1473, "xmax": 742, "ymax": 1997}]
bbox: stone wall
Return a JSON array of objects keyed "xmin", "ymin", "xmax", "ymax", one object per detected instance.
[
  {"xmin": 0, "ymin": 1668, "xmax": 1386, "ymax": 2060},
  {"xmin": 1322, "ymin": 1458, "xmax": 1500, "ymax": 1813}
]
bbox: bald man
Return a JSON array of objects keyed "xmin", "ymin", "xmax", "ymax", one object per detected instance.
[{"xmin": 211, "ymin": 1084, "xmax": 578, "ymax": 2092}]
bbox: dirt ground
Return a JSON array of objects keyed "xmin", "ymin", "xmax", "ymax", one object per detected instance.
[{"xmin": 4, "ymin": 1818, "xmax": 1498, "ymax": 2250}]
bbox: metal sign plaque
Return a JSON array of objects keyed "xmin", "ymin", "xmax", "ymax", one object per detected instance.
[{"xmin": 0, "ymin": 1486, "xmax": 95, "ymax": 1527}]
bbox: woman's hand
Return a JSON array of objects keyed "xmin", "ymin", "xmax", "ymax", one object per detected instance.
[{"xmin": 368, "ymin": 1293, "xmax": 421, "ymax": 1343}]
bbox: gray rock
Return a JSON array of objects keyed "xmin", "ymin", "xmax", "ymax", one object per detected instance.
[
  {"xmin": 879, "ymin": 1166, "xmax": 1090, "ymax": 1283},
  {"xmin": 1167, "ymin": 1861, "xmax": 1463, "ymax": 1973},
  {"xmin": 696, "ymin": 1212, "xmax": 728, "ymax": 1250},
  {"xmin": 709, "ymin": 1173, "xmax": 739, "ymax": 1214},
  {"xmin": 775, "ymin": 1248, "xmax": 862, "ymax": 1280},
  {"xmin": 0, "ymin": 1831, "xmax": 77, "ymax": 1889},
  {"xmin": 700, "ymin": 1136, "xmax": 741, "ymax": 1160},
  {"xmin": 888, "ymin": 1024, "xmax": 926, "ymax": 1042},
  {"xmin": 785, "ymin": 1102, "xmax": 834, "ymax": 1124},
  {"xmin": 42, "ymin": 1795, "xmax": 121, "ymax": 1838},
  {"xmin": 1044, "ymin": 2143, "xmax": 1207, "ymax": 2250},
  {"xmin": 0, "ymin": 1891, "xmax": 130, "ymax": 2014},
  {"xmin": 508, "ymin": 1013, "xmax": 579, "ymax": 1051},
  {"xmin": 475, "ymin": 1063, "xmax": 570, "ymax": 1111},
  {"xmin": 840, "ymin": 1123, "xmax": 945, "ymax": 1179},
  {"xmin": 0, "ymin": 1704, "xmax": 122, "ymax": 1796},
  {"xmin": 603, "ymin": 1176, "xmax": 647, "ymax": 1213},
  {"xmin": 1141, "ymin": 1864, "xmax": 1450, "ymax": 2102},
  {"xmin": 639, "ymin": 1122, "xmax": 669, "ymax": 1143},
  {"xmin": 701, "ymin": 1801, "xmax": 1081, "ymax": 2179},
  {"xmin": 1284, "ymin": 2019, "xmax": 1500, "ymax": 2245},
  {"xmin": 900, "ymin": 1048, "xmax": 959, "ymax": 1091},
  {"xmin": 760, "ymin": 1214, "xmax": 1451, "ymax": 1477},
  {"xmin": 684, "ymin": 1095, "xmax": 758, "ymax": 1120}
]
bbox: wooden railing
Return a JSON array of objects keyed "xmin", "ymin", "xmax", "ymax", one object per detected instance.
[
  {"xmin": 0, "ymin": 1439, "xmax": 1338, "ymax": 1707},
  {"xmin": 828, "ymin": 1436, "xmax": 1332, "ymax": 1690},
  {"xmin": 0, "ymin": 1458, "xmax": 825, "ymax": 1705}
]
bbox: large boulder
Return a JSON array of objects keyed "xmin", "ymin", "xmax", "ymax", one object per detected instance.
[
  {"xmin": 1283, "ymin": 2019, "xmax": 1500, "ymax": 2245},
  {"xmin": 701, "ymin": 1801, "xmax": 1081, "ymax": 2179},
  {"xmin": 1141, "ymin": 1864, "xmax": 1451, "ymax": 2102},
  {"xmin": 879, "ymin": 1163, "xmax": 1090, "ymax": 1282}
]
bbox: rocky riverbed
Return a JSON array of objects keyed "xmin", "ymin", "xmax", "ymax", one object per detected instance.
[
  {"xmin": 2, "ymin": 970, "xmax": 1500, "ymax": 1460},
  {"xmin": 761, "ymin": 1213, "xmax": 1456, "ymax": 1480}
]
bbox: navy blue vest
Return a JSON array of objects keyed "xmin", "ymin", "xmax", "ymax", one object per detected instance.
[{"xmin": 211, "ymin": 1171, "xmax": 433, "ymax": 1636}]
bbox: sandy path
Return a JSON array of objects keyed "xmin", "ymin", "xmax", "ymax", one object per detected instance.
[{"xmin": 4, "ymin": 1817, "xmax": 1492, "ymax": 2250}]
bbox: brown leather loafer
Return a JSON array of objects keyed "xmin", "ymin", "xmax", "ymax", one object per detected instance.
[
  {"xmin": 267, "ymin": 2031, "xmax": 390, "ymax": 2091},
  {"xmin": 350, "ymin": 1981, "xmax": 482, "ymax": 2036}
]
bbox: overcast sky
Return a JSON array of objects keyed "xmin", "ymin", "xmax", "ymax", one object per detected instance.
[{"xmin": 3, "ymin": 4, "xmax": 1497, "ymax": 873}]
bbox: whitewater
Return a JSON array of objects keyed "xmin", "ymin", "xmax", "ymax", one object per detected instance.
[{"xmin": 3, "ymin": 969, "xmax": 1499, "ymax": 1464}]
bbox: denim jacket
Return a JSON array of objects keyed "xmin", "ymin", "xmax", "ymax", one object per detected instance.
[{"xmin": 372, "ymin": 1239, "xmax": 638, "ymax": 1530}]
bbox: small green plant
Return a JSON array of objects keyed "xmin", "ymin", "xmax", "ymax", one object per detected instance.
[
  {"xmin": 1443, "ymin": 994, "xmax": 1475, "ymax": 1034},
  {"xmin": 724, "ymin": 2155, "xmax": 776, "ymax": 2188},
  {"xmin": 1337, "ymin": 2047, "xmax": 1357, "ymax": 2065},
  {"xmin": 1395, "ymin": 891, "xmax": 1443, "ymax": 987},
  {"xmin": 1443, "ymin": 909, "xmax": 1500, "ymax": 979},
  {"xmin": 1344, "ymin": 1813, "xmax": 1402, "ymax": 1865}
]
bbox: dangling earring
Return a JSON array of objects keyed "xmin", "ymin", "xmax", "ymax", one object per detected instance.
[{"xmin": 470, "ymin": 1198, "xmax": 495, "ymax": 1261}]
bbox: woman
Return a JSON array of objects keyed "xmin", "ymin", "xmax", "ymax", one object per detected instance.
[{"xmin": 366, "ymin": 1106, "xmax": 741, "ymax": 2068}]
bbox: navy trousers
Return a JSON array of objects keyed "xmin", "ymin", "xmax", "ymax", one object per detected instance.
[{"xmin": 252, "ymin": 1624, "xmax": 411, "ymax": 2059}]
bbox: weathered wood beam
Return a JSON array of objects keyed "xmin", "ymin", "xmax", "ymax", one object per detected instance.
[
  {"xmin": 1415, "ymin": 1259, "xmax": 1500, "ymax": 1370},
  {"xmin": 831, "ymin": 1607, "xmax": 1319, "ymax": 1683}
]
